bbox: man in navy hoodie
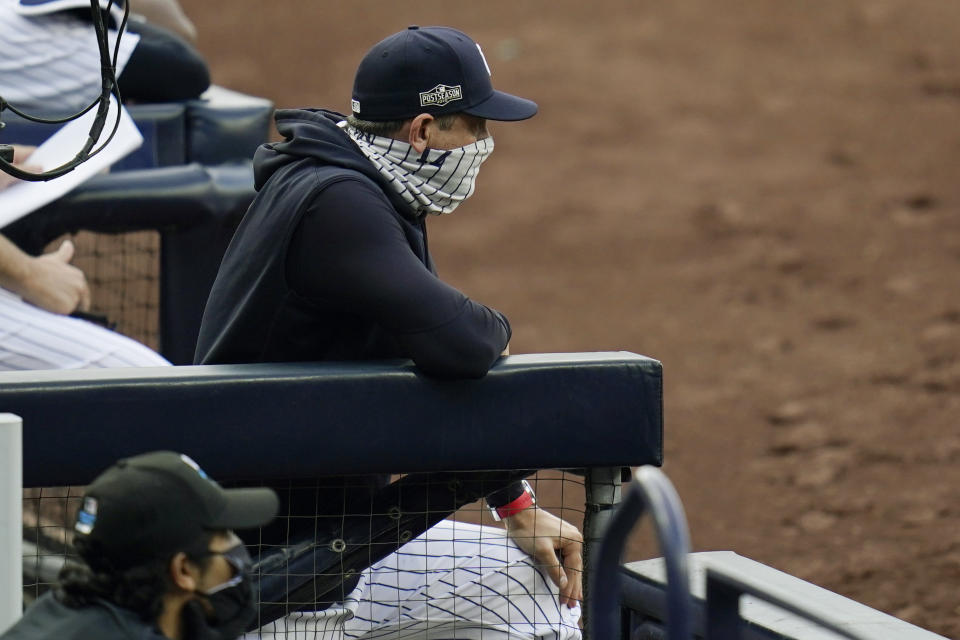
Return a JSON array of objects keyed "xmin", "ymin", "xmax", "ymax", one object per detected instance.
[{"xmin": 196, "ymin": 26, "xmax": 583, "ymax": 639}]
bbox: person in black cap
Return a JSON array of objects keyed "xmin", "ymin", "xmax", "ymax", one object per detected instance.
[
  {"xmin": 194, "ymin": 25, "xmax": 582, "ymax": 639},
  {"xmin": 0, "ymin": 451, "xmax": 278, "ymax": 640}
]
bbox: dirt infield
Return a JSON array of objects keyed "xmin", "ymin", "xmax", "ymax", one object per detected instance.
[{"xmin": 189, "ymin": 1, "xmax": 959, "ymax": 636}]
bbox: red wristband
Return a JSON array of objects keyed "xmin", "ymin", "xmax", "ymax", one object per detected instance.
[
  {"xmin": 490, "ymin": 481, "xmax": 536, "ymax": 521},
  {"xmin": 496, "ymin": 491, "xmax": 534, "ymax": 519}
]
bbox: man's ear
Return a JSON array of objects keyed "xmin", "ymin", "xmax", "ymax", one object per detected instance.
[
  {"xmin": 169, "ymin": 552, "xmax": 199, "ymax": 592},
  {"xmin": 408, "ymin": 113, "xmax": 434, "ymax": 153}
]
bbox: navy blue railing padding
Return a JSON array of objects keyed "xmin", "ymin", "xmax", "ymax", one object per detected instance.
[{"xmin": 0, "ymin": 351, "xmax": 663, "ymax": 487}]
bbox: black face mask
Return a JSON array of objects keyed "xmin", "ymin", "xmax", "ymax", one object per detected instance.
[
  {"xmin": 181, "ymin": 576, "xmax": 257, "ymax": 640},
  {"xmin": 181, "ymin": 545, "xmax": 258, "ymax": 640}
]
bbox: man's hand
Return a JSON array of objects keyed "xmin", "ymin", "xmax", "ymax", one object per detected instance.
[
  {"xmin": 502, "ymin": 506, "xmax": 583, "ymax": 608},
  {"xmin": 18, "ymin": 240, "xmax": 91, "ymax": 314},
  {"xmin": 0, "ymin": 147, "xmax": 89, "ymax": 315}
]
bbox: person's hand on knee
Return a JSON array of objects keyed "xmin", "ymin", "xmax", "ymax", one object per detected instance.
[{"xmin": 503, "ymin": 506, "xmax": 584, "ymax": 608}]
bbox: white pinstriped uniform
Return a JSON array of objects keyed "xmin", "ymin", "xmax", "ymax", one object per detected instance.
[
  {"xmin": 251, "ymin": 521, "xmax": 582, "ymax": 640},
  {"xmin": 0, "ymin": 287, "xmax": 169, "ymax": 369},
  {"xmin": 0, "ymin": 0, "xmax": 140, "ymax": 114},
  {"xmin": 0, "ymin": 3, "xmax": 161, "ymax": 369}
]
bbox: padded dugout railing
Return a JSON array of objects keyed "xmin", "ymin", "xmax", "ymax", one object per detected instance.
[{"xmin": 0, "ymin": 351, "xmax": 663, "ymax": 635}]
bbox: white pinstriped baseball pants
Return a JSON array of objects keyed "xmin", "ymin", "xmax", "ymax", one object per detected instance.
[
  {"xmin": 0, "ymin": 287, "xmax": 169, "ymax": 370},
  {"xmin": 250, "ymin": 520, "xmax": 582, "ymax": 640}
]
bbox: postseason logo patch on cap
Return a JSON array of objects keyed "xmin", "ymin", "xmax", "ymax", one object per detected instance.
[
  {"xmin": 419, "ymin": 84, "xmax": 463, "ymax": 108},
  {"xmin": 179, "ymin": 453, "xmax": 210, "ymax": 479},
  {"xmin": 75, "ymin": 496, "xmax": 98, "ymax": 535}
]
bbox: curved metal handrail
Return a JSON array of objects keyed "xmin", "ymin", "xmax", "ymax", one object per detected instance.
[{"xmin": 588, "ymin": 466, "xmax": 692, "ymax": 640}]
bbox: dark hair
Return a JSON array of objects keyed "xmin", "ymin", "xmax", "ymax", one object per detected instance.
[
  {"xmin": 347, "ymin": 113, "xmax": 459, "ymax": 137},
  {"xmin": 56, "ymin": 533, "xmax": 216, "ymax": 623}
]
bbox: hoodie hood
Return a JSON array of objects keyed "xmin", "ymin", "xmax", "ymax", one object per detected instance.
[{"xmin": 253, "ymin": 108, "xmax": 418, "ymax": 218}]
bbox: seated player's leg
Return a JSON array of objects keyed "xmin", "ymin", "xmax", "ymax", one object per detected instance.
[
  {"xmin": 253, "ymin": 520, "xmax": 581, "ymax": 640},
  {"xmin": 0, "ymin": 288, "xmax": 169, "ymax": 369}
]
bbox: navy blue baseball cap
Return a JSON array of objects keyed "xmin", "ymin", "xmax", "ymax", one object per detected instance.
[{"xmin": 351, "ymin": 26, "xmax": 538, "ymax": 122}]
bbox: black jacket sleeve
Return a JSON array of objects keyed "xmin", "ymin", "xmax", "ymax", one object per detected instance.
[{"xmin": 287, "ymin": 177, "xmax": 510, "ymax": 379}]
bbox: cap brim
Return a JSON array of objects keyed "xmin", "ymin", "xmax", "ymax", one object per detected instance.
[
  {"xmin": 464, "ymin": 90, "xmax": 538, "ymax": 121},
  {"xmin": 211, "ymin": 487, "xmax": 279, "ymax": 531}
]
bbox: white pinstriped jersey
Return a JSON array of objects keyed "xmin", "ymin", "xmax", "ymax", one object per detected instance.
[
  {"xmin": 0, "ymin": 286, "xmax": 168, "ymax": 369},
  {"xmin": 0, "ymin": 0, "xmax": 139, "ymax": 114}
]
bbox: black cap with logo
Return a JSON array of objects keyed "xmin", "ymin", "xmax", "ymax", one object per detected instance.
[
  {"xmin": 351, "ymin": 25, "xmax": 538, "ymax": 122},
  {"xmin": 73, "ymin": 451, "xmax": 278, "ymax": 570}
]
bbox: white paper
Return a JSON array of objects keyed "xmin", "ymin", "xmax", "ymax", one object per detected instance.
[{"xmin": 0, "ymin": 97, "xmax": 143, "ymax": 229}]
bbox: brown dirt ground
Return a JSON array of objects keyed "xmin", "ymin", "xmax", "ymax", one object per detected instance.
[{"xmin": 188, "ymin": 1, "xmax": 960, "ymax": 636}]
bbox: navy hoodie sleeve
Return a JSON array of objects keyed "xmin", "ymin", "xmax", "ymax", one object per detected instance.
[{"xmin": 287, "ymin": 177, "xmax": 511, "ymax": 379}]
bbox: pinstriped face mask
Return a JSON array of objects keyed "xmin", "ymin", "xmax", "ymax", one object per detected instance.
[{"xmin": 343, "ymin": 122, "xmax": 494, "ymax": 215}]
